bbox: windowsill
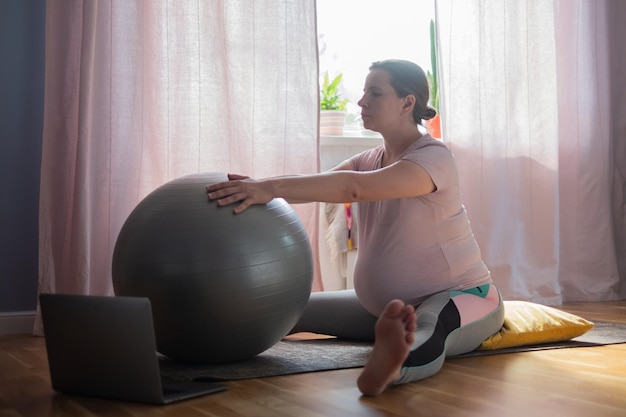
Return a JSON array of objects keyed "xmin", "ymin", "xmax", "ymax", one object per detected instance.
[
  {"xmin": 320, "ymin": 134, "xmax": 382, "ymax": 147},
  {"xmin": 319, "ymin": 133, "xmax": 382, "ymax": 171}
]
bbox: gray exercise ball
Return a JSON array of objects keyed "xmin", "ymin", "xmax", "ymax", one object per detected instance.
[{"xmin": 112, "ymin": 172, "xmax": 313, "ymax": 364}]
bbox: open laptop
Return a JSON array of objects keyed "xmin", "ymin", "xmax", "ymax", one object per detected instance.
[{"xmin": 39, "ymin": 293, "xmax": 227, "ymax": 404}]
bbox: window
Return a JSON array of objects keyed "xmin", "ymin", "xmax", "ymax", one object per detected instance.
[{"xmin": 317, "ymin": 0, "xmax": 436, "ymax": 134}]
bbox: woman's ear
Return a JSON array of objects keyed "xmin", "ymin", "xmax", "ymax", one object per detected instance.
[{"xmin": 403, "ymin": 95, "xmax": 415, "ymax": 110}]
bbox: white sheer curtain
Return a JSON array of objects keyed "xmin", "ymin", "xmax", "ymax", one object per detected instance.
[
  {"xmin": 437, "ymin": 0, "xmax": 626, "ymax": 304},
  {"xmin": 36, "ymin": 0, "xmax": 320, "ymax": 333}
]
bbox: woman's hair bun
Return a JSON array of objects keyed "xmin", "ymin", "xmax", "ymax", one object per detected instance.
[{"xmin": 422, "ymin": 107, "xmax": 437, "ymax": 121}]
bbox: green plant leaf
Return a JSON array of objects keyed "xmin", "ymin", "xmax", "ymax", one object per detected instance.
[
  {"xmin": 320, "ymin": 71, "xmax": 348, "ymax": 111},
  {"xmin": 429, "ymin": 19, "xmax": 439, "ymax": 112}
]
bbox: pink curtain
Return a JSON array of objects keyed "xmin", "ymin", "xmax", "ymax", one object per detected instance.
[
  {"xmin": 437, "ymin": 0, "xmax": 626, "ymax": 304},
  {"xmin": 36, "ymin": 0, "xmax": 320, "ymax": 334}
]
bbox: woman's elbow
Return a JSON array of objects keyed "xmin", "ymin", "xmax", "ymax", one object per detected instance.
[{"xmin": 345, "ymin": 185, "xmax": 366, "ymax": 202}]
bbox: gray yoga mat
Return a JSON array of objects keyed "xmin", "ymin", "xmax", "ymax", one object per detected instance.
[{"xmin": 159, "ymin": 321, "xmax": 626, "ymax": 382}]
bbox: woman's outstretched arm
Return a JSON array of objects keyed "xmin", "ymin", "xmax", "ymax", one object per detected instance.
[{"xmin": 206, "ymin": 159, "xmax": 434, "ymax": 214}]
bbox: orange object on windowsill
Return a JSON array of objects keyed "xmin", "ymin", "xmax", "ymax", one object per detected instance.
[{"xmin": 425, "ymin": 114, "xmax": 441, "ymax": 139}]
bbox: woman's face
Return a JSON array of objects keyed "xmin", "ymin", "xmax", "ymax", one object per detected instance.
[{"xmin": 358, "ymin": 69, "xmax": 406, "ymax": 133}]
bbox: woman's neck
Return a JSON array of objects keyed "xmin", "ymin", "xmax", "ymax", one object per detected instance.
[{"xmin": 381, "ymin": 126, "xmax": 423, "ymax": 165}]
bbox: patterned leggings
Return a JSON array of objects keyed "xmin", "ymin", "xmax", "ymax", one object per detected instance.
[{"xmin": 290, "ymin": 284, "xmax": 504, "ymax": 385}]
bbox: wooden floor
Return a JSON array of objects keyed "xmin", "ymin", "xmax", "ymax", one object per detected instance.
[{"xmin": 1, "ymin": 301, "xmax": 625, "ymax": 417}]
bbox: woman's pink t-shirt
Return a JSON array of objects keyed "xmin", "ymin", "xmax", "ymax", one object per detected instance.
[{"xmin": 349, "ymin": 135, "xmax": 491, "ymax": 316}]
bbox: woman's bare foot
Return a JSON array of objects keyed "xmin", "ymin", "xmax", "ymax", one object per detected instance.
[{"xmin": 357, "ymin": 299, "xmax": 416, "ymax": 396}]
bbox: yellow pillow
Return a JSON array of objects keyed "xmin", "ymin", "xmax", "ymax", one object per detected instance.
[{"xmin": 478, "ymin": 300, "xmax": 594, "ymax": 350}]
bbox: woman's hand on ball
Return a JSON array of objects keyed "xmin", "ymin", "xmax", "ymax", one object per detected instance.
[{"xmin": 207, "ymin": 174, "xmax": 273, "ymax": 214}]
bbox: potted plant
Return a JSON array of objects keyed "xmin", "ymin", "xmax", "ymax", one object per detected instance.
[
  {"xmin": 425, "ymin": 19, "xmax": 442, "ymax": 139},
  {"xmin": 320, "ymin": 72, "xmax": 349, "ymax": 136}
]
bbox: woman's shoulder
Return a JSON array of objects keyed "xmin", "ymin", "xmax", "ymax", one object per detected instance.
[
  {"xmin": 414, "ymin": 134, "xmax": 449, "ymax": 150},
  {"xmin": 404, "ymin": 135, "xmax": 452, "ymax": 160},
  {"xmin": 403, "ymin": 135, "xmax": 458, "ymax": 187}
]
